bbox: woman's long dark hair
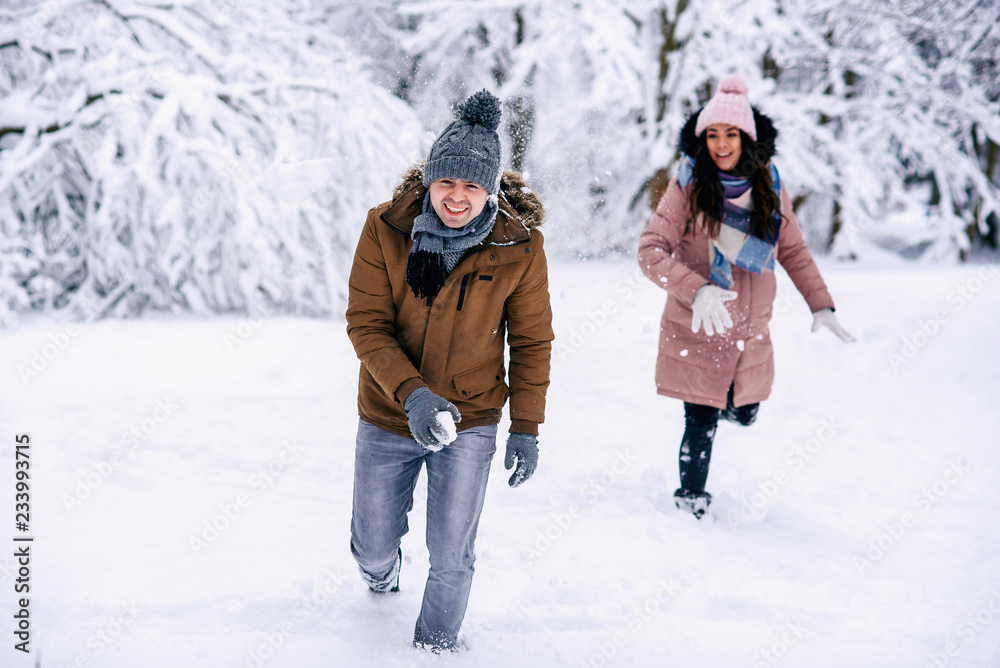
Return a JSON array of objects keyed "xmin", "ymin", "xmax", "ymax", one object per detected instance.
[{"xmin": 687, "ymin": 130, "xmax": 781, "ymax": 241}]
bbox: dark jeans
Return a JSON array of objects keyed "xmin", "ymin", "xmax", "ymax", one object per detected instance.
[{"xmin": 679, "ymin": 385, "xmax": 759, "ymax": 494}]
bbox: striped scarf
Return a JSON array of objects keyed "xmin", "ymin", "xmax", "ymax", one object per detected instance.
[
  {"xmin": 708, "ymin": 167, "xmax": 781, "ymax": 289},
  {"xmin": 677, "ymin": 156, "xmax": 782, "ymax": 290}
]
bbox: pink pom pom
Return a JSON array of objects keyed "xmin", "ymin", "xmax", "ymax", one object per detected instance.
[{"xmin": 718, "ymin": 75, "xmax": 749, "ymax": 95}]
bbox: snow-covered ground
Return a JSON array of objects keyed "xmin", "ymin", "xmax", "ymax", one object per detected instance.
[{"xmin": 1, "ymin": 256, "xmax": 999, "ymax": 668}]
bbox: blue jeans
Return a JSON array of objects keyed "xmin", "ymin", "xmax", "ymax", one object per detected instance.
[{"xmin": 350, "ymin": 419, "xmax": 497, "ymax": 650}]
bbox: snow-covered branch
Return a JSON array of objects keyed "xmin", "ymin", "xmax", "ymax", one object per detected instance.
[{"xmin": 0, "ymin": 0, "xmax": 424, "ymax": 322}]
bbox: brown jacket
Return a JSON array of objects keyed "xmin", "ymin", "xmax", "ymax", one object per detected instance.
[
  {"xmin": 346, "ymin": 166, "xmax": 553, "ymax": 438},
  {"xmin": 637, "ymin": 176, "xmax": 834, "ymax": 409}
]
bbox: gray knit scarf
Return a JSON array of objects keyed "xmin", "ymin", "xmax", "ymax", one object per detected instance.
[{"xmin": 405, "ymin": 191, "xmax": 498, "ymax": 305}]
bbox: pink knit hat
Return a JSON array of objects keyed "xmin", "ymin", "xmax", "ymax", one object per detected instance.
[{"xmin": 694, "ymin": 75, "xmax": 756, "ymax": 141}]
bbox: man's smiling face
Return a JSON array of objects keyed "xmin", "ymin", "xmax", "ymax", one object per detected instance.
[{"xmin": 428, "ymin": 178, "xmax": 489, "ymax": 229}]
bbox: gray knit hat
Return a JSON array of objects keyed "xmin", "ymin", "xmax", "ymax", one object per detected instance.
[{"xmin": 423, "ymin": 90, "xmax": 502, "ymax": 195}]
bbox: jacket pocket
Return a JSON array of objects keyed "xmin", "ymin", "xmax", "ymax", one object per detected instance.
[
  {"xmin": 457, "ymin": 273, "xmax": 496, "ymax": 312},
  {"xmin": 663, "ymin": 296, "xmax": 694, "ymax": 329},
  {"xmin": 452, "ymin": 356, "xmax": 507, "ymax": 400}
]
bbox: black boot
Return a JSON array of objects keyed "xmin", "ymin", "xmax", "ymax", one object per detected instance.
[
  {"xmin": 722, "ymin": 384, "xmax": 759, "ymax": 425},
  {"xmin": 674, "ymin": 488, "xmax": 713, "ymax": 519}
]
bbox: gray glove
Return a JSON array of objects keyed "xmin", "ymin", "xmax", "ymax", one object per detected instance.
[
  {"xmin": 403, "ymin": 387, "xmax": 461, "ymax": 450},
  {"xmin": 504, "ymin": 433, "xmax": 539, "ymax": 487}
]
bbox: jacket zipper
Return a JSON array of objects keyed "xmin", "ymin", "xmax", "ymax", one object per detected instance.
[{"xmin": 456, "ymin": 274, "xmax": 471, "ymax": 311}]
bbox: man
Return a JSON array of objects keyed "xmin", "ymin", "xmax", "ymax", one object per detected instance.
[{"xmin": 345, "ymin": 90, "xmax": 553, "ymax": 652}]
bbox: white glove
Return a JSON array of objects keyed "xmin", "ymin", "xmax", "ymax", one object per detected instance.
[
  {"xmin": 691, "ymin": 285, "xmax": 737, "ymax": 336},
  {"xmin": 811, "ymin": 308, "xmax": 856, "ymax": 343}
]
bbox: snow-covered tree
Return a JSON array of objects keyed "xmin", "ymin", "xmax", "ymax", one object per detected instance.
[
  {"xmin": 605, "ymin": 0, "xmax": 1000, "ymax": 261},
  {"xmin": 770, "ymin": 0, "xmax": 1000, "ymax": 261},
  {"xmin": 324, "ymin": 0, "xmax": 667, "ymax": 255},
  {"xmin": 3, "ymin": 0, "xmax": 999, "ymax": 322},
  {"xmin": 0, "ymin": 0, "xmax": 424, "ymax": 322},
  {"xmin": 329, "ymin": 0, "xmax": 1000, "ymax": 261}
]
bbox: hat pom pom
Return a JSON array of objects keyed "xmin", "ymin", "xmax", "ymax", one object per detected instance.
[
  {"xmin": 459, "ymin": 90, "xmax": 501, "ymax": 132},
  {"xmin": 718, "ymin": 75, "xmax": 749, "ymax": 95}
]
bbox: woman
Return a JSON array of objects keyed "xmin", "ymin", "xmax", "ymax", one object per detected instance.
[{"xmin": 637, "ymin": 75, "xmax": 854, "ymax": 519}]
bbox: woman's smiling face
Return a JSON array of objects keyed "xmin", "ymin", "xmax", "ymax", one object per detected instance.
[{"xmin": 705, "ymin": 123, "xmax": 742, "ymax": 173}]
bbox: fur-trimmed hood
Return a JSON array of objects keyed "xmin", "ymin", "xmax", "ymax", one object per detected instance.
[
  {"xmin": 678, "ymin": 106, "xmax": 778, "ymax": 161},
  {"xmin": 389, "ymin": 163, "xmax": 544, "ymax": 232}
]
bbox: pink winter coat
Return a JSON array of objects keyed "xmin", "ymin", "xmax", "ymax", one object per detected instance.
[{"xmin": 637, "ymin": 176, "xmax": 835, "ymax": 409}]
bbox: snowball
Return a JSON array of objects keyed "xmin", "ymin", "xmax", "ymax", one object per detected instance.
[
  {"xmin": 680, "ymin": 349, "xmax": 688, "ymax": 357},
  {"xmin": 435, "ymin": 411, "xmax": 457, "ymax": 445},
  {"xmin": 737, "ymin": 340, "xmax": 745, "ymax": 351}
]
